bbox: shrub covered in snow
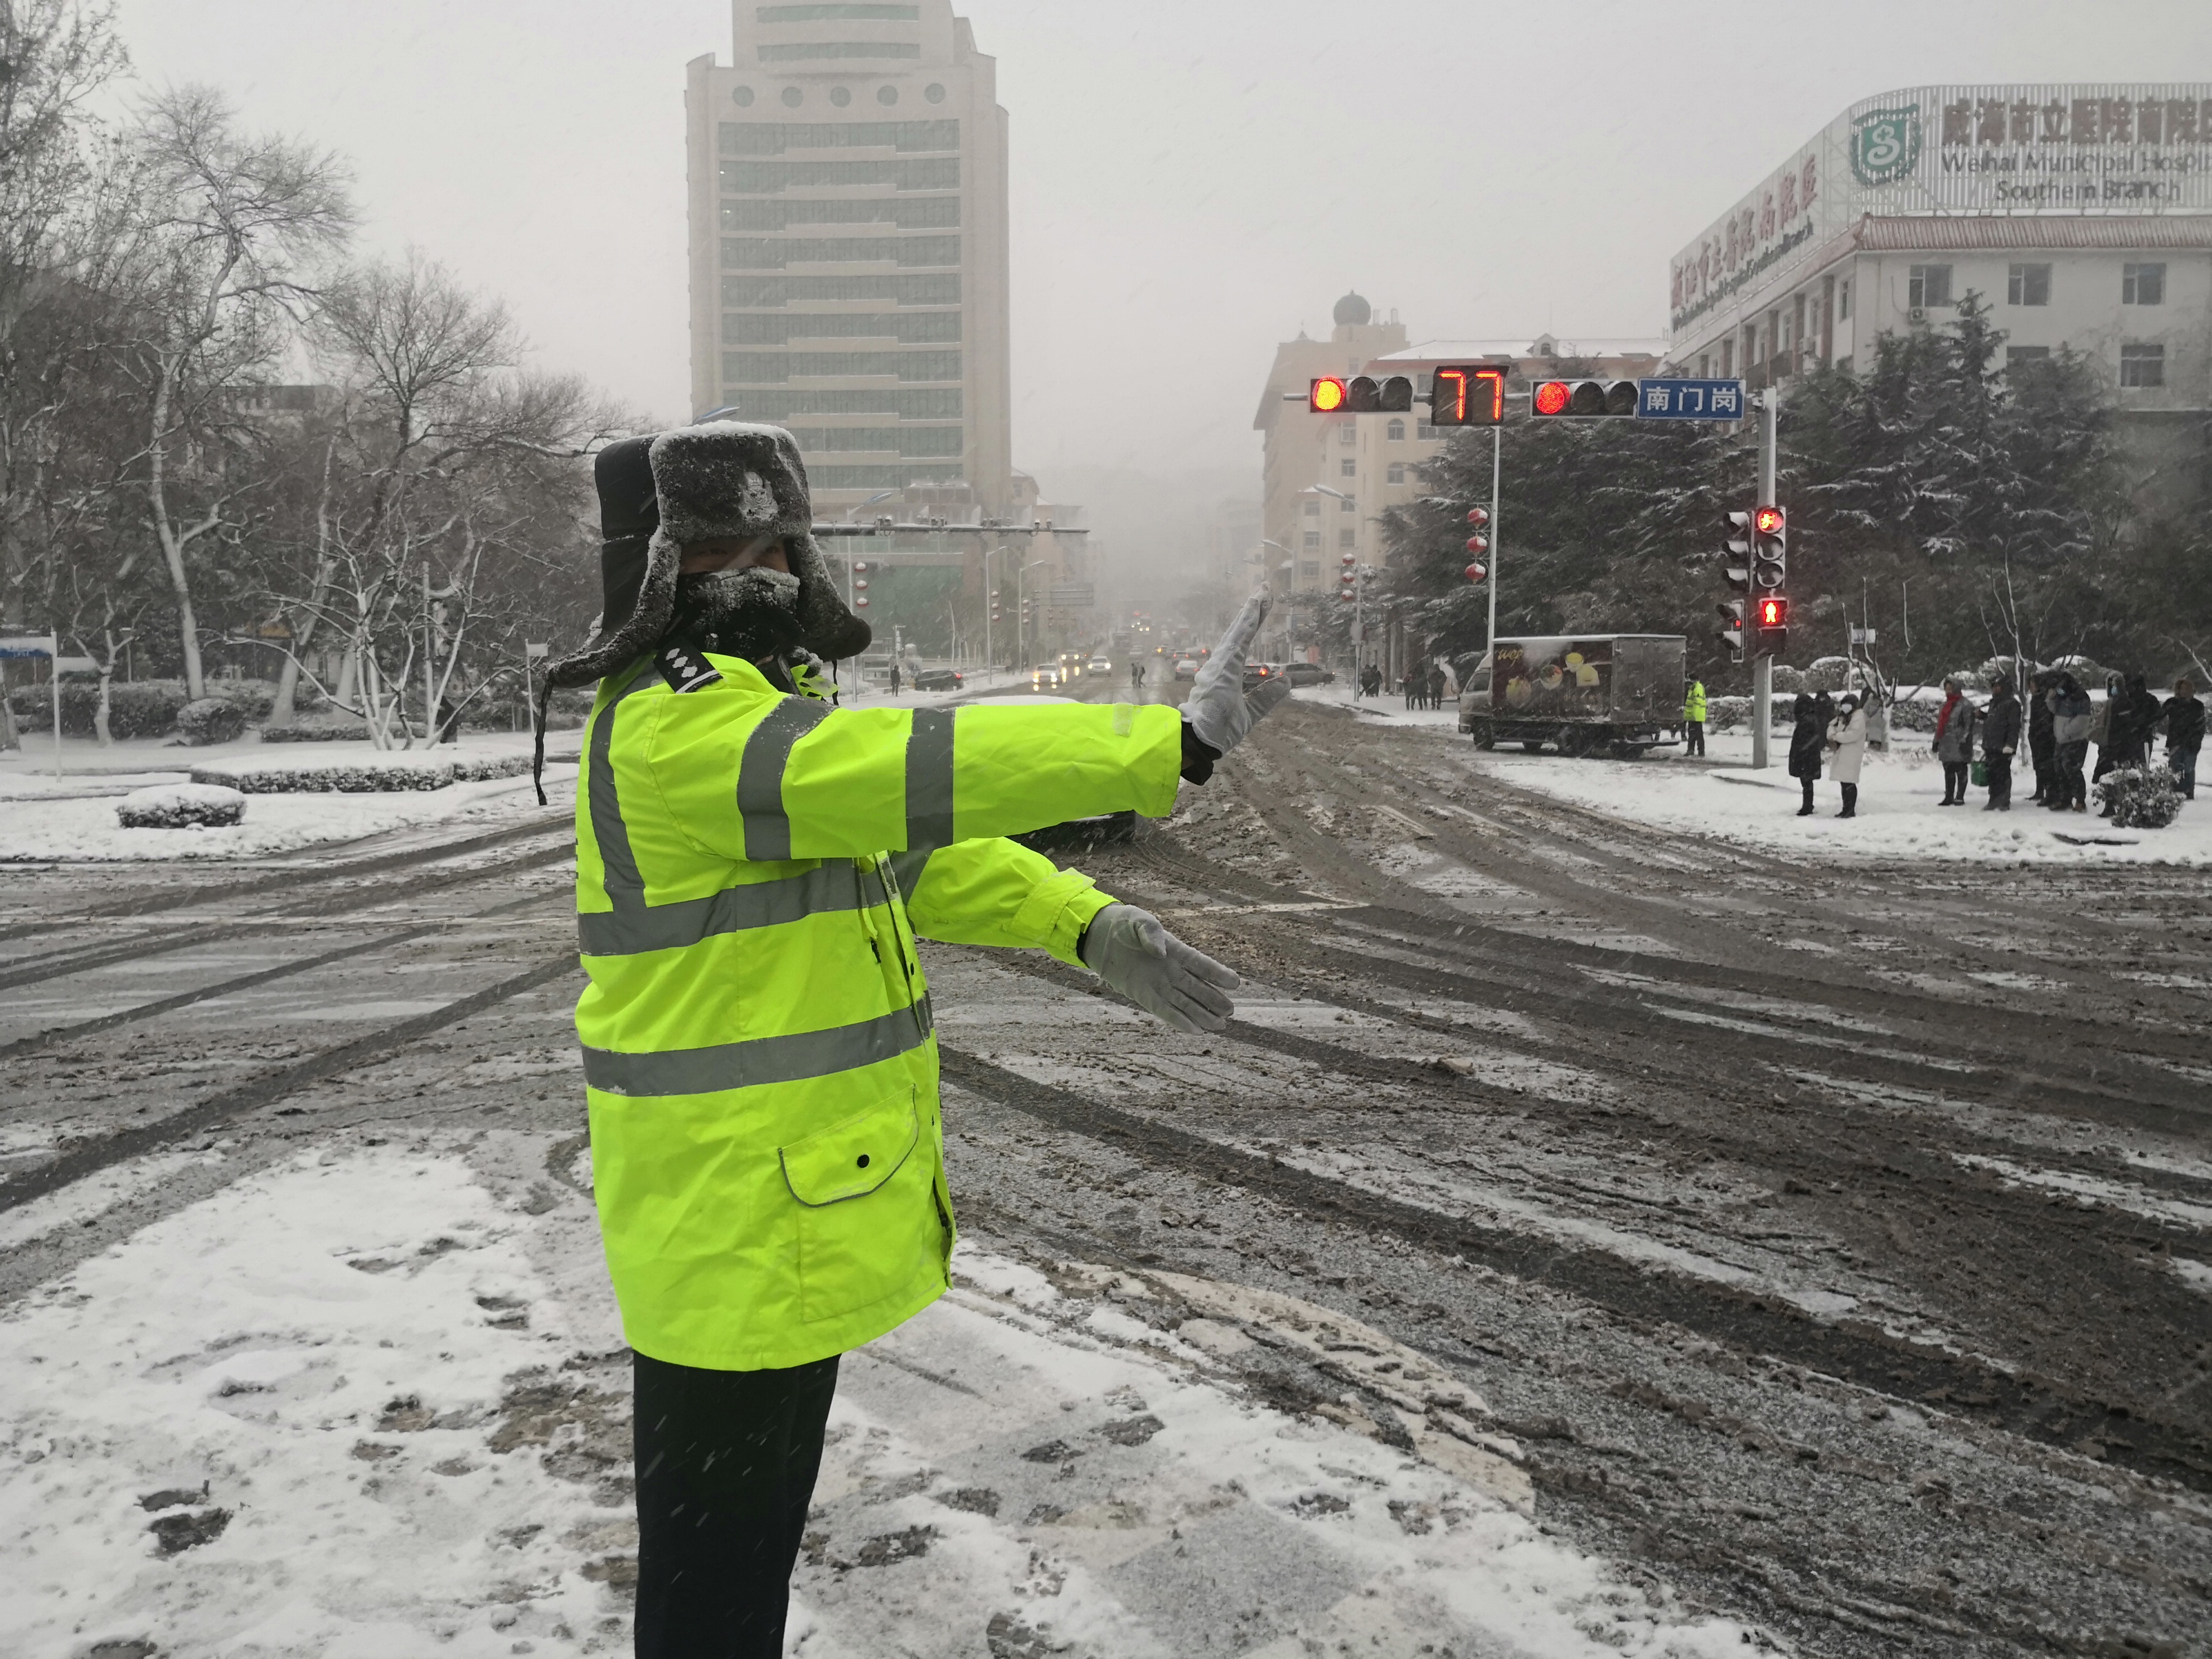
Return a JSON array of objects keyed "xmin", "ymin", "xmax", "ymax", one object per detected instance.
[
  {"xmin": 115, "ymin": 783, "xmax": 248, "ymax": 830},
  {"xmin": 451, "ymin": 754, "xmax": 531, "ymax": 782},
  {"xmin": 177, "ymin": 697, "xmax": 247, "ymax": 745},
  {"xmin": 1768, "ymin": 664, "xmax": 1804, "ymax": 693},
  {"xmin": 192, "ymin": 755, "xmax": 456, "ymax": 793},
  {"xmin": 6, "ymin": 680, "xmax": 190, "ymax": 739},
  {"xmin": 2095, "ymin": 765, "xmax": 2181, "ymax": 830}
]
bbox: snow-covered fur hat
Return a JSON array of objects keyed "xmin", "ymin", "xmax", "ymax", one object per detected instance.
[
  {"xmin": 537, "ymin": 435, "xmax": 669, "ymax": 696},
  {"xmin": 647, "ymin": 421, "xmax": 870, "ymax": 663}
]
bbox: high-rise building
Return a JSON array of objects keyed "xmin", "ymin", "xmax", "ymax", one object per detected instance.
[{"xmin": 685, "ymin": 2, "xmax": 1013, "ymax": 520}]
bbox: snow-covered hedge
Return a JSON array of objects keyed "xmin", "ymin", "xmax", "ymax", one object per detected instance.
[
  {"xmin": 260, "ymin": 722, "xmax": 372, "ymax": 743},
  {"xmin": 2096, "ymin": 765, "xmax": 2181, "ymax": 829},
  {"xmin": 178, "ymin": 697, "xmax": 246, "ymax": 746},
  {"xmin": 187, "ymin": 750, "xmax": 530, "ymax": 793},
  {"xmin": 115, "ymin": 783, "xmax": 248, "ymax": 829},
  {"xmin": 191, "ymin": 756, "xmax": 456, "ymax": 793},
  {"xmin": 6, "ymin": 681, "xmax": 188, "ymax": 739}
]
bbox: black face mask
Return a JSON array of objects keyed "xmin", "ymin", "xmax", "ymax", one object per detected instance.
[{"xmin": 668, "ymin": 565, "xmax": 804, "ymax": 664}]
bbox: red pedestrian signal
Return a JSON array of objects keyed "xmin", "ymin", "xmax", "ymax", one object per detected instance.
[
  {"xmin": 1431, "ymin": 364, "xmax": 1507, "ymax": 427},
  {"xmin": 1757, "ymin": 596, "xmax": 1787, "ymax": 629},
  {"xmin": 1309, "ymin": 377, "xmax": 1348, "ymax": 413},
  {"xmin": 1754, "ymin": 505, "xmax": 1785, "ymax": 537}
]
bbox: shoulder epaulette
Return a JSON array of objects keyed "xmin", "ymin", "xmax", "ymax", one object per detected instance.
[{"xmin": 656, "ymin": 643, "xmax": 722, "ymax": 693}]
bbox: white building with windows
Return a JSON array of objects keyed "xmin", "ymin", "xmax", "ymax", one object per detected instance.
[
  {"xmin": 1667, "ymin": 84, "xmax": 2212, "ymax": 510},
  {"xmin": 685, "ymin": 1, "xmax": 1013, "ymax": 518}
]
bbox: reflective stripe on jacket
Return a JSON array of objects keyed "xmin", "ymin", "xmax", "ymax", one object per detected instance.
[
  {"xmin": 1682, "ymin": 681, "xmax": 1707, "ymax": 722},
  {"xmin": 575, "ymin": 653, "xmax": 1182, "ymax": 1370}
]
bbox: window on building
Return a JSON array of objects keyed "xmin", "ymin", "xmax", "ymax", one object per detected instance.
[
  {"xmin": 2120, "ymin": 342, "xmax": 2165, "ymax": 387},
  {"xmin": 1386, "ymin": 419, "xmax": 1405, "ymax": 440},
  {"xmin": 2007, "ymin": 263, "xmax": 2051, "ymax": 306},
  {"xmin": 758, "ymin": 4, "xmax": 921, "ymax": 18},
  {"xmin": 1339, "ymin": 424, "xmax": 1356, "ymax": 446},
  {"xmin": 1302, "ymin": 530, "xmax": 1321, "ymax": 549},
  {"xmin": 1338, "ymin": 528, "xmax": 1355, "ymax": 548},
  {"xmin": 1696, "ymin": 354, "xmax": 1710, "ymax": 378},
  {"xmin": 1303, "ymin": 499, "xmax": 1320, "ymax": 517},
  {"xmin": 1720, "ymin": 338, "xmax": 1733, "ymax": 377},
  {"xmin": 1340, "ymin": 458, "xmax": 1356, "ymax": 477},
  {"xmin": 1838, "ymin": 276, "xmax": 1850, "ymax": 320},
  {"xmin": 2123, "ymin": 263, "xmax": 2166, "ymax": 305},
  {"xmin": 1386, "ymin": 463, "xmax": 1405, "ymax": 484},
  {"xmin": 2005, "ymin": 346, "xmax": 2050, "ymax": 368},
  {"xmin": 1415, "ymin": 420, "xmax": 1436, "ymax": 439},
  {"xmin": 1340, "ymin": 496, "xmax": 1355, "ymax": 511},
  {"xmin": 1300, "ymin": 561, "xmax": 1321, "ymax": 582},
  {"xmin": 1908, "ymin": 265, "xmax": 1952, "ymax": 308}
]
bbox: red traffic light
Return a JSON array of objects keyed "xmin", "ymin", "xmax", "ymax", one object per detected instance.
[
  {"xmin": 1465, "ymin": 562, "xmax": 1487, "ymax": 583},
  {"xmin": 1466, "ymin": 507, "xmax": 1489, "ymax": 528},
  {"xmin": 1309, "ymin": 377, "xmax": 1347, "ymax": 413},
  {"xmin": 1757, "ymin": 596, "xmax": 1787, "ymax": 628},
  {"xmin": 1753, "ymin": 506, "xmax": 1784, "ymax": 536},
  {"xmin": 1533, "ymin": 380, "xmax": 1571, "ymax": 416}
]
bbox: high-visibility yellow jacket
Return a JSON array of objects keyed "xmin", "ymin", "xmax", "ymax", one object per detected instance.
[
  {"xmin": 1683, "ymin": 681, "xmax": 1707, "ymax": 722},
  {"xmin": 573, "ymin": 652, "xmax": 1181, "ymax": 1371}
]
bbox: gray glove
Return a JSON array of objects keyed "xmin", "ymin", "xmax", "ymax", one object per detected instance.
[
  {"xmin": 1184, "ymin": 591, "xmax": 1293, "ymax": 756},
  {"xmin": 1078, "ymin": 903, "xmax": 1239, "ymax": 1034}
]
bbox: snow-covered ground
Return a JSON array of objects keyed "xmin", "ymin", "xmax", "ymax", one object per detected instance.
[
  {"xmin": 1289, "ymin": 684, "xmax": 2212, "ymax": 865},
  {"xmin": 0, "ymin": 733, "xmax": 579, "ymax": 862},
  {"xmin": 0, "ymin": 1138, "xmax": 1756, "ymax": 1658}
]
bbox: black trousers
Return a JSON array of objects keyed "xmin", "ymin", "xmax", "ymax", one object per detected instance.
[
  {"xmin": 2056, "ymin": 740, "xmax": 2088, "ymax": 807},
  {"xmin": 2029, "ymin": 738, "xmax": 2055, "ymax": 798},
  {"xmin": 1684, "ymin": 720, "xmax": 1705, "ymax": 756},
  {"xmin": 1941, "ymin": 761, "xmax": 1968, "ymax": 801},
  {"xmin": 1985, "ymin": 754, "xmax": 2013, "ymax": 807},
  {"xmin": 633, "ymin": 1351, "xmax": 841, "ymax": 1659}
]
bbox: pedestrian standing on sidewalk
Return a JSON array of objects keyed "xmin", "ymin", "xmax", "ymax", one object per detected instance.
[
  {"xmin": 1932, "ymin": 677, "xmax": 1975, "ymax": 804},
  {"xmin": 1428, "ymin": 663, "xmax": 1447, "ymax": 710},
  {"xmin": 532, "ymin": 422, "xmax": 1293, "ymax": 1659},
  {"xmin": 1788, "ymin": 691, "xmax": 1826, "ymax": 817},
  {"xmin": 1682, "ymin": 677, "xmax": 1707, "ymax": 758},
  {"xmin": 2027, "ymin": 668, "xmax": 2057, "ymax": 804},
  {"xmin": 1826, "ymin": 691, "xmax": 1866, "ymax": 818},
  {"xmin": 2049, "ymin": 673, "xmax": 2092, "ymax": 812},
  {"xmin": 888, "ymin": 660, "xmax": 901, "ymax": 695},
  {"xmin": 1981, "ymin": 672, "xmax": 2021, "ymax": 811},
  {"xmin": 2163, "ymin": 676, "xmax": 2204, "ymax": 802},
  {"xmin": 2089, "ymin": 672, "xmax": 2122, "ymax": 799}
]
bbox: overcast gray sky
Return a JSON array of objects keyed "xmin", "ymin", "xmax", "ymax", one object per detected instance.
[{"xmin": 115, "ymin": 0, "xmax": 2212, "ymax": 493}]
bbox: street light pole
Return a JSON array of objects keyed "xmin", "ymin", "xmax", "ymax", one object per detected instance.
[{"xmin": 1487, "ymin": 424, "xmax": 1502, "ymax": 657}]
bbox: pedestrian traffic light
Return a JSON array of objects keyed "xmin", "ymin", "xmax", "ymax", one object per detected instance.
[
  {"xmin": 1531, "ymin": 379, "xmax": 1638, "ymax": 419},
  {"xmin": 1309, "ymin": 375, "xmax": 1412, "ymax": 414},
  {"xmin": 1716, "ymin": 601, "xmax": 1745, "ymax": 663},
  {"xmin": 1755, "ymin": 594, "xmax": 1788, "ymax": 654},
  {"xmin": 1751, "ymin": 504, "xmax": 1787, "ymax": 591},
  {"xmin": 1430, "ymin": 365, "xmax": 1508, "ymax": 428}
]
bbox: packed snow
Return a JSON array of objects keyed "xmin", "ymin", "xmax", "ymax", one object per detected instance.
[{"xmin": 1, "ymin": 1138, "xmax": 1760, "ymax": 1658}]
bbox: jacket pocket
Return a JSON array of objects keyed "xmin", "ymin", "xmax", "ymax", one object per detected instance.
[{"xmin": 779, "ymin": 1089, "xmax": 939, "ymax": 1323}]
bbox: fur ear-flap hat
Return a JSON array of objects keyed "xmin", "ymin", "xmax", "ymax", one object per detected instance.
[
  {"xmin": 646, "ymin": 420, "xmax": 871, "ymax": 664},
  {"xmin": 538, "ymin": 435, "xmax": 668, "ymax": 698}
]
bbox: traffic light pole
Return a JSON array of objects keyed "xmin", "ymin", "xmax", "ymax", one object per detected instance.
[
  {"xmin": 1750, "ymin": 389, "xmax": 1778, "ymax": 770},
  {"xmin": 1485, "ymin": 424, "xmax": 1502, "ymax": 657}
]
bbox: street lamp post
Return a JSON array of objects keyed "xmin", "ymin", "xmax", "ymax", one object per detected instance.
[{"xmin": 1015, "ymin": 558, "xmax": 1045, "ymax": 673}]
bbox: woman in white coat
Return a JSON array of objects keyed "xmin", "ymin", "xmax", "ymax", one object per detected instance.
[{"xmin": 1826, "ymin": 692, "xmax": 1867, "ymax": 818}]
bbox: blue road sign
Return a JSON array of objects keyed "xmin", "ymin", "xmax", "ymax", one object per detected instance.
[{"xmin": 1634, "ymin": 379, "xmax": 1747, "ymax": 421}]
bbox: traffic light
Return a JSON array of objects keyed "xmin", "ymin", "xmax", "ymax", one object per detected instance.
[
  {"xmin": 1309, "ymin": 375, "xmax": 1411, "ymax": 413},
  {"xmin": 1430, "ymin": 364, "xmax": 1508, "ymax": 428},
  {"xmin": 1722, "ymin": 510, "xmax": 1753, "ymax": 594},
  {"xmin": 1530, "ymin": 379, "xmax": 1638, "ymax": 419},
  {"xmin": 1755, "ymin": 594, "xmax": 1788, "ymax": 654},
  {"xmin": 1716, "ymin": 601, "xmax": 1745, "ymax": 663},
  {"xmin": 1751, "ymin": 504, "xmax": 1786, "ymax": 591}
]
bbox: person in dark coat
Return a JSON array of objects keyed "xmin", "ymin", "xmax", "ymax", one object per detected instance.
[
  {"xmin": 1981, "ymin": 673, "xmax": 2021, "ymax": 811},
  {"xmin": 1788, "ymin": 691, "xmax": 1827, "ymax": 816},
  {"xmin": 2098, "ymin": 671, "xmax": 2161, "ymax": 816},
  {"xmin": 2049, "ymin": 673, "xmax": 2093, "ymax": 812},
  {"xmin": 2164, "ymin": 676, "xmax": 2204, "ymax": 802},
  {"xmin": 2027, "ymin": 669, "xmax": 2057, "ymax": 803}
]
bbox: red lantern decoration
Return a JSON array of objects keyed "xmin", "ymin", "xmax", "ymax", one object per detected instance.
[{"xmin": 1465, "ymin": 562, "xmax": 1487, "ymax": 583}]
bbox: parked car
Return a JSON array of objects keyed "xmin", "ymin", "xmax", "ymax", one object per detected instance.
[
  {"xmin": 913, "ymin": 667, "xmax": 963, "ymax": 691},
  {"xmin": 1172, "ymin": 657, "xmax": 1199, "ymax": 681},
  {"xmin": 1284, "ymin": 662, "xmax": 1334, "ymax": 687}
]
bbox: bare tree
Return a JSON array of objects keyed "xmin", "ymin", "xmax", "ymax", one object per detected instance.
[{"xmin": 127, "ymin": 84, "xmax": 352, "ymax": 698}]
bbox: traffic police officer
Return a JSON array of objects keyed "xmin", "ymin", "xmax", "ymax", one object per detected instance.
[
  {"xmin": 1682, "ymin": 676, "xmax": 1707, "ymax": 757},
  {"xmin": 536, "ymin": 422, "xmax": 1288, "ymax": 1656}
]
